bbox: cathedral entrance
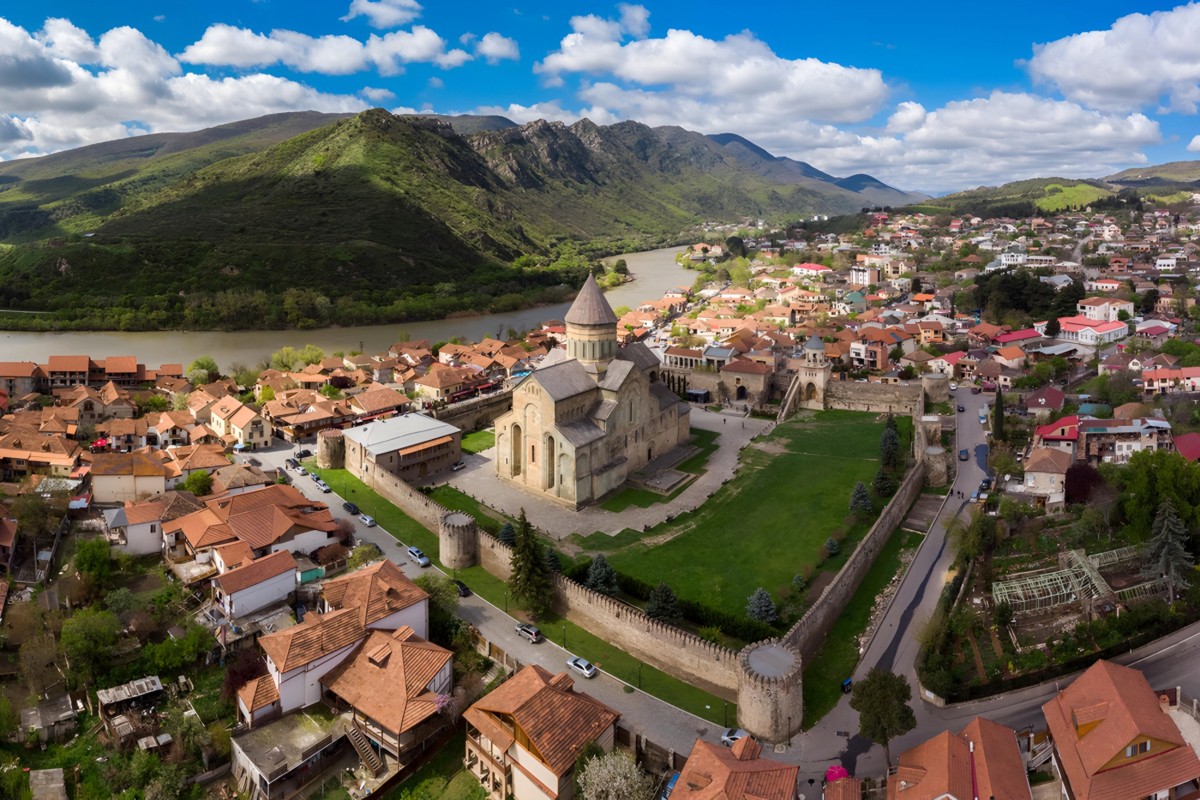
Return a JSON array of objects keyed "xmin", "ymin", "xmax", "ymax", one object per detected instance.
[
  {"xmin": 511, "ymin": 424, "xmax": 523, "ymax": 477},
  {"xmin": 736, "ymin": 385, "xmax": 747, "ymax": 401}
]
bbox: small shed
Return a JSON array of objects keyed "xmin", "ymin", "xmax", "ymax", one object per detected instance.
[
  {"xmin": 21, "ymin": 694, "xmax": 79, "ymax": 743},
  {"xmin": 29, "ymin": 768, "xmax": 68, "ymax": 800}
]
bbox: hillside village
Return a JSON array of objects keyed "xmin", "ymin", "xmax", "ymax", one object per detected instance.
[{"xmin": 3, "ymin": 200, "xmax": 1200, "ymax": 800}]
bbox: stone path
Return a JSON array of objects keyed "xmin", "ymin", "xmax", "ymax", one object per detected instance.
[{"xmin": 435, "ymin": 406, "xmax": 773, "ymax": 539}]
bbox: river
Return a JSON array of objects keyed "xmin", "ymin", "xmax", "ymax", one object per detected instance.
[{"xmin": 0, "ymin": 247, "xmax": 692, "ymax": 366}]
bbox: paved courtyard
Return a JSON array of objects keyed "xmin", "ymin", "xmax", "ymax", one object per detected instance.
[{"xmin": 431, "ymin": 406, "xmax": 773, "ymax": 539}]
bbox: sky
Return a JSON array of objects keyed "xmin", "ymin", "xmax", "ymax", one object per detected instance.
[{"xmin": 2, "ymin": 1, "xmax": 1200, "ymax": 193}]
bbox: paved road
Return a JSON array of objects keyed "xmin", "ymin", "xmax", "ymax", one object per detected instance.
[{"xmin": 246, "ymin": 444, "xmax": 721, "ymax": 757}]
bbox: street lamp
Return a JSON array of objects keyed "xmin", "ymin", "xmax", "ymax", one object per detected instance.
[
  {"xmin": 562, "ymin": 623, "xmax": 567, "ymax": 648},
  {"xmin": 503, "ymin": 590, "xmax": 508, "ymax": 613},
  {"xmin": 723, "ymin": 701, "xmax": 728, "ymax": 727},
  {"xmin": 637, "ymin": 664, "xmax": 642, "ymax": 689}
]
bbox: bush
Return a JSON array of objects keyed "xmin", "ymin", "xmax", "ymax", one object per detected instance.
[{"xmin": 824, "ymin": 537, "xmax": 840, "ymax": 556}]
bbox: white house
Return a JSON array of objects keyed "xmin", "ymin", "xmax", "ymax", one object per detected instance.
[
  {"xmin": 320, "ymin": 559, "xmax": 430, "ymax": 638},
  {"xmin": 1077, "ymin": 297, "xmax": 1134, "ymax": 322},
  {"xmin": 257, "ymin": 608, "xmax": 366, "ymax": 715},
  {"xmin": 102, "ymin": 492, "xmax": 203, "ymax": 556},
  {"xmin": 212, "ymin": 550, "xmax": 297, "ymax": 620}
]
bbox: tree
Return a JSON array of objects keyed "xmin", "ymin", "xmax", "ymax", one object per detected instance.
[
  {"xmin": 137, "ymin": 394, "xmax": 169, "ymax": 415},
  {"xmin": 180, "ymin": 469, "xmax": 213, "ymax": 496},
  {"xmin": 11, "ymin": 490, "xmax": 54, "ymax": 538},
  {"xmin": 1143, "ymin": 498, "xmax": 1194, "ymax": 604},
  {"xmin": 0, "ymin": 695, "xmax": 18, "ymax": 740},
  {"xmin": 1064, "ymin": 463, "xmax": 1105, "ymax": 505},
  {"xmin": 586, "ymin": 554, "xmax": 620, "ymax": 596},
  {"xmin": 164, "ymin": 703, "xmax": 211, "ymax": 761},
  {"xmin": 509, "ymin": 510, "xmax": 554, "ymax": 618},
  {"xmin": 60, "ymin": 608, "xmax": 121, "ymax": 684},
  {"xmin": 415, "ymin": 574, "xmax": 463, "ymax": 647},
  {"xmin": 544, "ymin": 545, "xmax": 562, "ymax": 574},
  {"xmin": 259, "ymin": 385, "xmax": 276, "ymax": 402},
  {"xmin": 577, "ymin": 751, "xmax": 655, "ymax": 800},
  {"xmin": 879, "ymin": 427, "xmax": 900, "ymax": 468},
  {"xmin": 188, "ymin": 356, "xmax": 219, "ymax": 380},
  {"xmin": 825, "ymin": 537, "xmax": 841, "ymax": 556},
  {"xmin": 849, "ymin": 667, "xmax": 917, "ymax": 767},
  {"xmin": 645, "ymin": 582, "xmax": 682, "ymax": 624},
  {"xmin": 873, "ymin": 465, "xmax": 898, "ymax": 497},
  {"xmin": 850, "ymin": 481, "xmax": 873, "ymax": 514},
  {"xmin": 348, "ymin": 543, "xmax": 382, "ymax": 570},
  {"xmin": 1044, "ymin": 317, "xmax": 1061, "ymax": 338},
  {"xmin": 221, "ymin": 648, "xmax": 267, "ymax": 702},
  {"xmin": 105, "ymin": 587, "xmax": 138, "ymax": 617},
  {"xmin": 497, "ymin": 522, "xmax": 516, "ymax": 546},
  {"xmin": 994, "ymin": 600, "xmax": 1014, "ymax": 628},
  {"xmin": 746, "ymin": 587, "xmax": 778, "ymax": 624},
  {"xmin": 74, "ymin": 537, "xmax": 113, "ymax": 594}
]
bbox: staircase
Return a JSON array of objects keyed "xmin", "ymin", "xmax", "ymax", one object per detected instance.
[
  {"xmin": 347, "ymin": 726, "xmax": 384, "ymax": 776},
  {"xmin": 777, "ymin": 371, "xmax": 804, "ymax": 423},
  {"xmin": 1028, "ymin": 740, "xmax": 1054, "ymax": 769}
]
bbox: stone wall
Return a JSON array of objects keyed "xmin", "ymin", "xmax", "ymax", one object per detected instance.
[
  {"xmin": 358, "ymin": 462, "xmax": 449, "ymax": 532},
  {"xmin": 782, "ymin": 466, "xmax": 925, "ymax": 663},
  {"xmin": 825, "ymin": 378, "xmax": 922, "ymax": 416},
  {"xmin": 432, "ymin": 389, "xmax": 514, "ymax": 433}
]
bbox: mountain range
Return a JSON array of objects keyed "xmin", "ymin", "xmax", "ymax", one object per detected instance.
[{"xmin": 0, "ymin": 108, "xmax": 924, "ymax": 329}]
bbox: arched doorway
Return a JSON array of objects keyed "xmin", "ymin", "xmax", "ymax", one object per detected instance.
[
  {"xmin": 545, "ymin": 437, "xmax": 556, "ymax": 490},
  {"xmin": 736, "ymin": 385, "xmax": 747, "ymax": 401},
  {"xmin": 805, "ymin": 382, "xmax": 818, "ymax": 401},
  {"xmin": 511, "ymin": 424, "xmax": 523, "ymax": 477}
]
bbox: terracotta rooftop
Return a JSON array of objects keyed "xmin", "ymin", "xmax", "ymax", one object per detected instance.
[
  {"xmin": 320, "ymin": 627, "xmax": 452, "ymax": 735},
  {"xmin": 464, "ymin": 664, "xmax": 620, "ymax": 777},
  {"xmin": 259, "ymin": 607, "xmax": 364, "ymax": 673},
  {"xmin": 321, "ymin": 560, "xmax": 428, "ymax": 628},
  {"xmin": 91, "ymin": 452, "xmax": 172, "ymax": 478},
  {"xmin": 236, "ymin": 674, "xmax": 279, "ymax": 714},
  {"xmin": 672, "ymin": 736, "xmax": 799, "ymax": 800},
  {"xmin": 214, "ymin": 550, "xmax": 296, "ymax": 595}
]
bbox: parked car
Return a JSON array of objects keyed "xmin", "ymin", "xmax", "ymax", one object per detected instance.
[
  {"xmin": 949, "ymin": 382, "xmax": 958, "ymax": 392},
  {"xmin": 295, "ymin": 465, "xmax": 307, "ymax": 476},
  {"xmin": 315, "ymin": 479, "xmax": 331, "ymax": 493},
  {"xmin": 980, "ymin": 477, "xmax": 993, "ymax": 492},
  {"xmin": 515, "ymin": 623, "xmax": 543, "ymax": 643},
  {"xmin": 343, "ymin": 501, "xmax": 360, "ymax": 515},
  {"xmin": 245, "ymin": 457, "xmax": 261, "ymax": 467},
  {"xmin": 295, "ymin": 448, "xmax": 312, "ymax": 458},
  {"xmin": 659, "ymin": 772, "xmax": 679, "ymax": 800},
  {"xmin": 566, "ymin": 656, "xmax": 597, "ymax": 679},
  {"xmin": 957, "ymin": 404, "xmax": 965, "ymax": 412},
  {"xmin": 285, "ymin": 458, "xmax": 299, "ymax": 469},
  {"xmin": 359, "ymin": 514, "xmax": 376, "ymax": 527},
  {"xmin": 452, "ymin": 579, "xmax": 471, "ymax": 597},
  {"xmin": 451, "ymin": 460, "xmax": 467, "ymax": 471},
  {"xmin": 959, "ymin": 449, "xmax": 969, "ymax": 461},
  {"xmin": 407, "ymin": 546, "xmax": 431, "ymax": 567},
  {"xmin": 720, "ymin": 728, "xmax": 749, "ymax": 747},
  {"xmin": 970, "ymin": 386, "xmax": 982, "ymax": 394}
]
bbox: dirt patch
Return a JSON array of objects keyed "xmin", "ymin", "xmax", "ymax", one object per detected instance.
[
  {"xmin": 2, "ymin": 600, "xmax": 44, "ymax": 647},
  {"xmin": 123, "ymin": 572, "xmax": 166, "ymax": 595},
  {"xmin": 805, "ymin": 571, "xmax": 835, "ymax": 604},
  {"xmin": 749, "ymin": 440, "xmax": 789, "ymax": 455}
]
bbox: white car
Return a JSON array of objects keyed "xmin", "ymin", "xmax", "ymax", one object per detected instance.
[
  {"xmin": 407, "ymin": 546, "xmax": 431, "ymax": 567},
  {"xmin": 566, "ymin": 656, "xmax": 597, "ymax": 678},
  {"xmin": 359, "ymin": 514, "xmax": 376, "ymax": 527},
  {"xmin": 949, "ymin": 382, "xmax": 958, "ymax": 392}
]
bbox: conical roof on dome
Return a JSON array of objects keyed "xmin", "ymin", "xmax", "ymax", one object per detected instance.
[
  {"xmin": 564, "ymin": 274, "xmax": 618, "ymax": 326},
  {"xmin": 804, "ymin": 334, "xmax": 826, "ymax": 351}
]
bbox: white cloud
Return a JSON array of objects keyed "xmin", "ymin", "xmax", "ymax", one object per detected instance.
[
  {"xmin": 366, "ymin": 26, "xmax": 471, "ymax": 73},
  {"xmin": 341, "ymin": 0, "xmax": 423, "ymax": 29},
  {"xmin": 476, "ymin": 32, "xmax": 519, "ymax": 64},
  {"xmin": 1188, "ymin": 135, "xmax": 1200, "ymax": 152},
  {"xmin": 887, "ymin": 101, "xmax": 926, "ymax": 133},
  {"xmin": 361, "ymin": 86, "xmax": 395, "ymax": 101},
  {"xmin": 0, "ymin": 17, "xmax": 367, "ymax": 161},
  {"xmin": 427, "ymin": 76, "xmax": 443, "ymax": 89},
  {"xmin": 1028, "ymin": 4, "xmax": 1200, "ymax": 113},
  {"xmin": 535, "ymin": 7, "xmax": 888, "ymax": 124}
]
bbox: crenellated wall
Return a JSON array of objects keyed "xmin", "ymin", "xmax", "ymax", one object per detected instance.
[
  {"xmin": 737, "ymin": 639, "xmax": 804, "ymax": 741},
  {"xmin": 825, "ymin": 379, "xmax": 922, "ymax": 416}
]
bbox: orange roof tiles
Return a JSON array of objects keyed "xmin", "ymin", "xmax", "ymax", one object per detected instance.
[
  {"xmin": 320, "ymin": 627, "xmax": 451, "ymax": 736},
  {"xmin": 91, "ymin": 452, "xmax": 172, "ymax": 477},
  {"xmin": 214, "ymin": 550, "xmax": 296, "ymax": 595},
  {"xmin": 321, "ymin": 560, "xmax": 427, "ymax": 628},
  {"xmin": 259, "ymin": 607, "xmax": 364, "ymax": 673},
  {"xmin": 673, "ymin": 737, "xmax": 799, "ymax": 800},
  {"xmin": 237, "ymin": 674, "xmax": 279, "ymax": 714}
]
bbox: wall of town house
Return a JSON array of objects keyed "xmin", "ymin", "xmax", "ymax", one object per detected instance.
[{"xmin": 222, "ymin": 570, "xmax": 295, "ymax": 619}]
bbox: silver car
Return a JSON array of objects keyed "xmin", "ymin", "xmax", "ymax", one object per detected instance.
[{"xmin": 566, "ymin": 656, "xmax": 597, "ymax": 679}]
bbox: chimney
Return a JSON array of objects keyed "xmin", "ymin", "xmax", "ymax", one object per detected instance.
[{"xmin": 1160, "ymin": 694, "xmax": 1171, "ymax": 713}]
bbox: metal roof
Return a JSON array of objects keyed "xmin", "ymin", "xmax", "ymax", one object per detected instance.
[{"xmin": 341, "ymin": 413, "xmax": 461, "ymax": 457}]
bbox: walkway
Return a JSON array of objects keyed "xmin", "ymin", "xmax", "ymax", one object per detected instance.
[{"xmin": 434, "ymin": 406, "xmax": 771, "ymax": 538}]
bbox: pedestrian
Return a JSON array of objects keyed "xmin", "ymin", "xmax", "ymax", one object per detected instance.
[{"xmin": 724, "ymin": 418, "xmax": 726, "ymax": 424}]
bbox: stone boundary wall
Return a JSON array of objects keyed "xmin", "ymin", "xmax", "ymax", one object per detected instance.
[
  {"xmin": 477, "ymin": 527, "xmax": 739, "ymax": 699},
  {"xmin": 360, "ymin": 463, "xmax": 450, "ymax": 532},
  {"xmin": 825, "ymin": 379, "xmax": 922, "ymax": 416},
  {"xmin": 432, "ymin": 389, "xmax": 514, "ymax": 432},
  {"xmin": 783, "ymin": 466, "xmax": 925, "ymax": 662}
]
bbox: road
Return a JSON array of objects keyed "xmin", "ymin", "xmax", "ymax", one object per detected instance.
[{"xmin": 245, "ymin": 445, "xmax": 721, "ymax": 757}]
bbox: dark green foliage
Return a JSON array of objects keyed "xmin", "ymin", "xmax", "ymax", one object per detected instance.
[
  {"xmin": 610, "ymin": 569, "xmax": 776, "ymax": 641},
  {"xmin": 849, "ymin": 668, "xmax": 916, "ymax": 766},
  {"xmin": 993, "ymin": 390, "xmax": 1006, "ymax": 440},
  {"xmin": 1044, "ymin": 317, "xmax": 1061, "ymax": 338},
  {"xmin": 994, "ymin": 600, "xmax": 1014, "ymax": 627},
  {"xmin": 509, "ymin": 510, "xmax": 553, "ymax": 618},
  {"xmin": 586, "ymin": 554, "xmax": 620, "ymax": 596},
  {"xmin": 1143, "ymin": 499, "xmax": 1194, "ymax": 603},
  {"xmin": 873, "ymin": 465, "xmax": 898, "ymax": 497},
  {"xmin": 825, "ymin": 537, "xmax": 841, "ymax": 556},
  {"xmin": 497, "ymin": 522, "xmax": 516, "ymax": 546},
  {"xmin": 880, "ymin": 427, "xmax": 901, "ymax": 469},
  {"xmin": 850, "ymin": 481, "xmax": 873, "ymax": 513},
  {"xmin": 746, "ymin": 587, "xmax": 778, "ymax": 624},
  {"xmin": 140, "ymin": 624, "xmax": 215, "ymax": 675},
  {"xmin": 180, "ymin": 469, "xmax": 213, "ymax": 497},
  {"xmin": 645, "ymin": 582, "xmax": 682, "ymax": 624},
  {"xmin": 544, "ymin": 546, "xmax": 562, "ymax": 574},
  {"xmin": 60, "ymin": 608, "xmax": 121, "ymax": 684},
  {"xmin": 75, "ymin": 537, "xmax": 113, "ymax": 594}
]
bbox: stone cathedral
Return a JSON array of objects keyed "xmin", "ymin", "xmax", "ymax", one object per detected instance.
[{"xmin": 493, "ymin": 274, "xmax": 690, "ymax": 508}]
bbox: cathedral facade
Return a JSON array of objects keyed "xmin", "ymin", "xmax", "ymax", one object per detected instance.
[{"xmin": 493, "ymin": 275, "xmax": 690, "ymax": 508}]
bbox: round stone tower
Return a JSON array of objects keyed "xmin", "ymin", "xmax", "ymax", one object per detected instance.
[
  {"xmin": 439, "ymin": 511, "xmax": 479, "ymax": 570},
  {"xmin": 921, "ymin": 372, "xmax": 949, "ymax": 404},
  {"xmin": 736, "ymin": 639, "xmax": 804, "ymax": 743},
  {"xmin": 924, "ymin": 446, "xmax": 949, "ymax": 487},
  {"xmin": 317, "ymin": 428, "xmax": 345, "ymax": 470},
  {"xmin": 565, "ymin": 273, "xmax": 619, "ymax": 370}
]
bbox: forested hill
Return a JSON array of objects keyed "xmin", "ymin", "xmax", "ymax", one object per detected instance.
[{"xmin": 0, "ymin": 109, "xmax": 922, "ymax": 330}]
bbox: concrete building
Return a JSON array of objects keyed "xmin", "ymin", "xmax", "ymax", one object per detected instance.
[{"xmin": 343, "ymin": 413, "xmax": 462, "ymax": 484}]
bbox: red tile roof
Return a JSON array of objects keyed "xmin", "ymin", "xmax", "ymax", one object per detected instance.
[
  {"xmin": 321, "ymin": 560, "xmax": 427, "ymax": 628},
  {"xmin": 237, "ymin": 674, "xmax": 279, "ymax": 714},
  {"xmin": 258, "ymin": 607, "xmax": 364, "ymax": 673},
  {"xmin": 214, "ymin": 550, "xmax": 296, "ymax": 595},
  {"xmin": 673, "ymin": 737, "xmax": 799, "ymax": 800}
]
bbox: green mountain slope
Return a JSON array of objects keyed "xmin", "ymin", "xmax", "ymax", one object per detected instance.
[
  {"xmin": 917, "ymin": 177, "xmax": 1116, "ymax": 216},
  {"xmin": 0, "ymin": 109, "xmax": 924, "ymax": 330}
]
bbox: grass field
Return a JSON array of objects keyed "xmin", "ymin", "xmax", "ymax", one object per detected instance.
[
  {"xmin": 1035, "ymin": 182, "xmax": 1113, "ymax": 212},
  {"xmin": 801, "ymin": 528, "xmax": 923, "ymax": 727},
  {"xmin": 460, "ymin": 430, "xmax": 496, "ymax": 454},
  {"xmin": 382, "ymin": 731, "xmax": 484, "ymax": 800},
  {"xmin": 602, "ymin": 411, "xmax": 899, "ymax": 617}
]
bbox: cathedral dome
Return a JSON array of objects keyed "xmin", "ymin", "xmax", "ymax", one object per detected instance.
[{"xmin": 565, "ymin": 274, "xmax": 619, "ymax": 326}]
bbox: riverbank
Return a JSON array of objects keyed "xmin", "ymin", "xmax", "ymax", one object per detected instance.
[{"xmin": 0, "ymin": 246, "xmax": 689, "ymax": 365}]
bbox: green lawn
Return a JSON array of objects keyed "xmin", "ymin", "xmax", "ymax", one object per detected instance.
[
  {"xmin": 382, "ymin": 731, "xmax": 484, "ymax": 800},
  {"xmin": 802, "ymin": 528, "xmax": 923, "ymax": 727},
  {"xmin": 461, "ymin": 430, "xmax": 496, "ymax": 454},
  {"xmin": 604, "ymin": 411, "xmax": 899, "ymax": 617},
  {"xmin": 304, "ymin": 464, "xmax": 734, "ymax": 725}
]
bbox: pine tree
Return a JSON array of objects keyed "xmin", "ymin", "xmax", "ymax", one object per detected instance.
[
  {"xmin": 497, "ymin": 522, "xmax": 516, "ymax": 546},
  {"xmin": 880, "ymin": 427, "xmax": 900, "ymax": 468},
  {"xmin": 993, "ymin": 390, "xmax": 1006, "ymax": 440},
  {"xmin": 508, "ymin": 510, "xmax": 553, "ymax": 618},
  {"xmin": 885, "ymin": 413, "xmax": 898, "ymax": 434},
  {"xmin": 825, "ymin": 537, "xmax": 841, "ymax": 556},
  {"xmin": 873, "ymin": 465, "xmax": 897, "ymax": 497},
  {"xmin": 1143, "ymin": 498, "xmax": 1194, "ymax": 603},
  {"xmin": 586, "ymin": 554, "xmax": 620, "ymax": 596},
  {"xmin": 746, "ymin": 587, "xmax": 778, "ymax": 624},
  {"xmin": 850, "ymin": 481, "xmax": 873, "ymax": 514},
  {"xmin": 543, "ymin": 545, "xmax": 562, "ymax": 574},
  {"xmin": 645, "ymin": 582, "xmax": 682, "ymax": 624}
]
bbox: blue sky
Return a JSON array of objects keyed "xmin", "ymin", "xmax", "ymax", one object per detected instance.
[{"xmin": 3, "ymin": 1, "xmax": 1200, "ymax": 192}]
